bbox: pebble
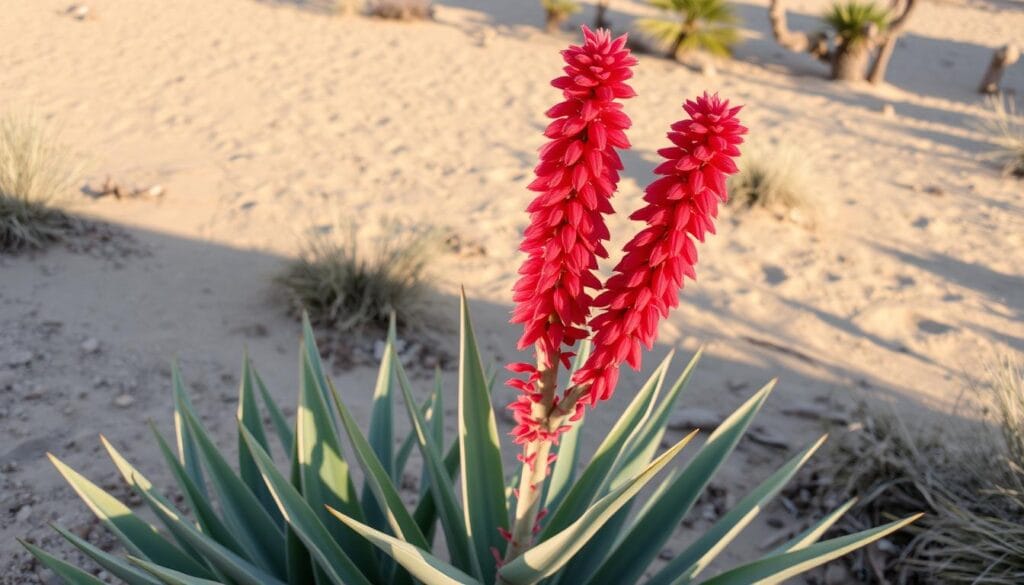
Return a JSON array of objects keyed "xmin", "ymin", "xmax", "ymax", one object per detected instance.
[
  {"xmin": 114, "ymin": 394, "xmax": 136, "ymax": 408},
  {"xmin": 15, "ymin": 505, "xmax": 32, "ymax": 523},
  {"xmin": 667, "ymin": 408, "xmax": 723, "ymax": 431},
  {"xmin": 747, "ymin": 427, "xmax": 792, "ymax": 450},
  {"xmin": 0, "ymin": 369, "xmax": 16, "ymax": 389},
  {"xmin": 4, "ymin": 350, "xmax": 33, "ymax": 367},
  {"xmin": 80, "ymin": 337, "xmax": 100, "ymax": 354}
]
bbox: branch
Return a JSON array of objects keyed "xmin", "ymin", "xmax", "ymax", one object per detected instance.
[{"xmin": 768, "ymin": 0, "xmax": 830, "ymax": 62}]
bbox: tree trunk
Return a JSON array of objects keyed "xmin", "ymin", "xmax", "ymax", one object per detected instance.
[
  {"xmin": 831, "ymin": 43, "xmax": 872, "ymax": 81},
  {"xmin": 978, "ymin": 43, "xmax": 1021, "ymax": 94},
  {"xmin": 668, "ymin": 30, "xmax": 687, "ymax": 61},
  {"xmin": 594, "ymin": 0, "xmax": 610, "ymax": 29},
  {"xmin": 867, "ymin": 36, "xmax": 897, "ymax": 84}
]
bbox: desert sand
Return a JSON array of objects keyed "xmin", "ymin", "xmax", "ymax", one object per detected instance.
[{"xmin": 1, "ymin": 0, "xmax": 1022, "ymax": 582}]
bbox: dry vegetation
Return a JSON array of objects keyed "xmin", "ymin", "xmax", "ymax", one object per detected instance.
[
  {"xmin": 0, "ymin": 113, "xmax": 80, "ymax": 252},
  {"xmin": 798, "ymin": 358, "xmax": 1024, "ymax": 583},
  {"xmin": 367, "ymin": 0, "xmax": 434, "ymax": 20},
  {"xmin": 276, "ymin": 222, "xmax": 434, "ymax": 334},
  {"xmin": 727, "ymin": 142, "xmax": 814, "ymax": 216},
  {"xmin": 979, "ymin": 95, "xmax": 1024, "ymax": 178}
]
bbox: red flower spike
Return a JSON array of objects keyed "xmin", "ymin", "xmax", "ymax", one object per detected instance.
[
  {"xmin": 573, "ymin": 93, "xmax": 746, "ymax": 404},
  {"xmin": 510, "ymin": 26, "xmax": 637, "ymax": 358},
  {"xmin": 507, "ymin": 26, "xmax": 637, "ymax": 445}
]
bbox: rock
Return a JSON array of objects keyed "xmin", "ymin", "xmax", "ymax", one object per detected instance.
[
  {"xmin": 80, "ymin": 337, "xmax": 100, "ymax": 354},
  {"xmin": 747, "ymin": 427, "xmax": 791, "ymax": 450},
  {"xmin": 668, "ymin": 408, "xmax": 722, "ymax": 431},
  {"xmin": 114, "ymin": 394, "xmax": 136, "ymax": 408},
  {"xmin": 4, "ymin": 350, "xmax": 33, "ymax": 367},
  {"xmin": 824, "ymin": 562, "xmax": 853, "ymax": 585},
  {"xmin": 15, "ymin": 505, "xmax": 32, "ymax": 523},
  {"xmin": 0, "ymin": 369, "xmax": 16, "ymax": 389},
  {"xmin": 781, "ymin": 404, "xmax": 849, "ymax": 425}
]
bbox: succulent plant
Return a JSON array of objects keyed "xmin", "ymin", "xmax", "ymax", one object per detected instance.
[{"xmin": 21, "ymin": 27, "xmax": 918, "ymax": 585}]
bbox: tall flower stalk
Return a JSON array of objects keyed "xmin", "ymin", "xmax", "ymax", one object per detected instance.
[
  {"xmin": 505, "ymin": 25, "xmax": 637, "ymax": 562},
  {"xmin": 507, "ymin": 71, "xmax": 745, "ymax": 560}
]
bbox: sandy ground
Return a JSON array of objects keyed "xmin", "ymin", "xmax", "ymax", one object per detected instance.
[{"xmin": 1, "ymin": 0, "xmax": 1022, "ymax": 582}]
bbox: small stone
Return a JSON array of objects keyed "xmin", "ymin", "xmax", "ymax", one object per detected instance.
[
  {"xmin": 4, "ymin": 350, "xmax": 33, "ymax": 367},
  {"xmin": 881, "ymin": 103, "xmax": 895, "ymax": 118},
  {"xmin": 658, "ymin": 548, "xmax": 675, "ymax": 560},
  {"xmin": 80, "ymin": 337, "xmax": 100, "ymax": 354},
  {"xmin": 114, "ymin": 394, "xmax": 135, "ymax": 408},
  {"xmin": 15, "ymin": 505, "xmax": 32, "ymax": 523},
  {"xmin": 668, "ymin": 408, "xmax": 722, "ymax": 431},
  {"xmin": 747, "ymin": 427, "xmax": 791, "ymax": 450},
  {"xmin": 824, "ymin": 562, "xmax": 853, "ymax": 585},
  {"xmin": 0, "ymin": 369, "xmax": 16, "ymax": 389}
]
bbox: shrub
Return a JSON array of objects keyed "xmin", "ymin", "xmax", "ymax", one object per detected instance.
[
  {"xmin": 0, "ymin": 113, "xmax": 80, "ymax": 252},
  {"xmin": 368, "ymin": 0, "xmax": 434, "ymax": 20},
  {"xmin": 541, "ymin": 0, "xmax": 581, "ymax": 33},
  {"xmin": 823, "ymin": 1, "xmax": 889, "ymax": 47},
  {"xmin": 798, "ymin": 358, "xmax": 1024, "ymax": 582},
  {"xmin": 727, "ymin": 142, "xmax": 814, "ymax": 214},
  {"xmin": 276, "ymin": 222, "xmax": 432, "ymax": 333},
  {"xmin": 637, "ymin": 0, "xmax": 740, "ymax": 59},
  {"xmin": 22, "ymin": 27, "xmax": 915, "ymax": 585},
  {"xmin": 979, "ymin": 94, "xmax": 1024, "ymax": 178}
]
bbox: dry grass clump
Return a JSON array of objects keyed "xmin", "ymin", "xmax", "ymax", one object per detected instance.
[
  {"xmin": 800, "ymin": 358, "xmax": 1024, "ymax": 583},
  {"xmin": 728, "ymin": 142, "xmax": 814, "ymax": 215},
  {"xmin": 979, "ymin": 95, "xmax": 1024, "ymax": 178},
  {"xmin": 0, "ymin": 113, "xmax": 80, "ymax": 252},
  {"xmin": 367, "ymin": 0, "xmax": 434, "ymax": 20},
  {"xmin": 277, "ymin": 222, "xmax": 434, "ymax": 334}
]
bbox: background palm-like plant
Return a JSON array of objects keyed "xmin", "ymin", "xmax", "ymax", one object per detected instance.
[
  {"xmin": 823, "ymin": 0, "xmax": 889, "ymax": 46},
  {"xmin": 541, "ymin": 0, "xmax": 581, "ymax": 33},
  {"xmin": 637, "ymin": 0, "xmax": 740, "ymax": 60}
]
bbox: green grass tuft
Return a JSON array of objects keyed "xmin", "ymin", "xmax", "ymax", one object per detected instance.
[
  {"xmin": 823, "ymin": 0, "xmax": 890, "ymax": 45},
  {"xmin": 637, "ymin": 0, "xmax": 740, "ymax": 59}
]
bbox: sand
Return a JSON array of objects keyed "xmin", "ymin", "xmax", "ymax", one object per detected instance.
[{"xmin": 1, "ymin": 0, "xmax": 1022, "ymax": 582}]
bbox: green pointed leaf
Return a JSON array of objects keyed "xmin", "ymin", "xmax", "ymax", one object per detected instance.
[
  {"xmin": 327, "ymin": 508, "xmax": 482, "ymax": 585},
  {"xmin": 327, "ymin": 373, "xmax": 432, "ymax": 550},
  {"xmin": 253, "ymin": 366, "xmax": 294, "ymax": 454},
  {"xmin": 362, "ymin": 317, "xmax": 398, "ymax": 533},
  {"xmin": 48, "ymin": 454, "xmax": 209, "ymax": 576},
  {"xmin": 149, "ymin": 425, "xmax": 247, "ymax": 559},
  {"xmin": 20, "ymin": 540, "xmax": 106, "ymax": 585},
  {"xmin": 544, "ymin": 341, "xmax": 591, "ymax": 512},
  {"xmin": 172, "ymin": 362, "xmax": 207, "ymax": 500},
  {"xmin": 237, "ymin": 353, "xmax": 283, "ymax": 526},
  {"xmin": 774, "ymin": 498, "xmax": 858, "ymax": 555},
  {"xmin": 175, "ymin": 381, "xmax": 287, "ymax": 575},
  {"xmin": 395, "ymin": 358, "xmax": 481, "ymax": 578},
  {"xmin": 102, "ymin": 435, "xmax": 287, "ymax": 585},
  {"xmin": 239, "ymin": 426, "xmax": 374, "ymax": 585},
  {"xmin": 587, "ymin": 380, "xmax": 776, "ymax": 585},
  {"xmin": 457, "ymin": 293, "xmax": 508, "ymax": 582},
  {"xmin": 498, "ymin": 431, "xmax": 699, "ymax": 585},
  {"xmin": 421, "ymin": 368, "xmax": 446, "ymax": 499},
  {"xmin": 295, "ymin": 348, "xmax": 378, "ymax": 572},
  {"xmin": 649, "ymin": 436, "xmax": 828, "ymax": 584},
  {"xmin": 285, "ymin": 434, "xmax": 315, "ymax": 585},
  {"xmin": 540, "ymin": 353, "xmax": 672, "ymax": 541},
  {"xmin": 395, "ymin": 395, "xmax": 432, "ymax": 481},
  {"xmin": 100, "ymin": 436, "xmax": 215, "ymax": 574},
  {"xmin": 129, "ymin": 558, "xmax": 224, "ymax": 585},
  {"xmin": 413, "ymin": 438, "xmax": 461, "ymax": 538},
  {"xmin": 301, "ymin": 313, "xmax": 335, "ymax": 408},
  {"xmin": 698, "ymin": 514, "xmax": 923, "ymax": 585},
  {"xmin": 51, "ymin": 524, "xmax": 161, "ymax": 585}
]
